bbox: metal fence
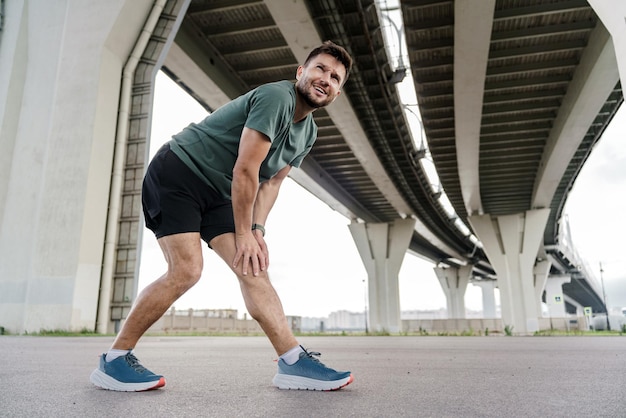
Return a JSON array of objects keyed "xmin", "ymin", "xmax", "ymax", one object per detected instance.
[{"xmin": 147, "ymin": 307, "xmax": 302, "ymax": 334}]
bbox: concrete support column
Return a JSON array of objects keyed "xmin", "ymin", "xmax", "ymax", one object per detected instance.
[
  {"xmin": 533, "ymin": 259, "xmax": 551, "ymax": 316},
  {"xmin": 588, "ymin": 0, "xmax": 626, "ymax": 84},
  {"xmin": 564, "ymin": 295, "xmax": 584, "ymax": 317},
  {"xmin": 545, "ymin": 275, "xmax": 571, "ymax": 318},
  {"xmin": 468, "ymin": 209, "xmax": 550, "ymax": 334},
  {"xmin": 434, "ymin": 265, "xmax": 472, "ymax": 318},
  {"xmin": 349, "ymin": 218, "xmax": 415, "ymax": 333},
  {"xmin": 0, "ymin": 0, "xmax": 155, "ymax": 334},
  {"xmin": 473, "ymin": 280, "xmax": 497, "ymax": 318}
]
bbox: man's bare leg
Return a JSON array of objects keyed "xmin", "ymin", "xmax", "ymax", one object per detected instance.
[
  {"xmin": 210, "ymin": 233, "xmax": 298, "ymax": 356},
  {"xmin": 210, "ymin": 232, "xmax": 353, "ymax": 390},
  {"xmin": 90, "ymin": 232, "xmax": 204, "ymax": 391},
  {"xmin": 111, "ymin": 232, "xmax": 204, "ymax": 350}
]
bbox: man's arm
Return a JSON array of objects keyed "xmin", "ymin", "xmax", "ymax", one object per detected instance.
[
  {"xmin": 247, "ymin": 164, "xmax": 291, "ymax": 273},
  {"xmin": 252, "ymin": 164, "xmax": 292, "ymax": 229},
  {"xmin": 231, "ymin": 127, "xmax": 271, "ymax": 276}
]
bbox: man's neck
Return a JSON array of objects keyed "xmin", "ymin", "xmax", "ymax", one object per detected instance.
[{"xmin": 293, "ymin": 85, "xmax": 316, "ymax": 123}]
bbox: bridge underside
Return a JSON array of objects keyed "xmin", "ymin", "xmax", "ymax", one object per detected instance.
[
  {"xmin": 166, "ymin": 0, "xmax": 621, "ymax": 314},
  {"xmin": 1, "ymin": 0, "xmax": 623, "ymax": 333}
]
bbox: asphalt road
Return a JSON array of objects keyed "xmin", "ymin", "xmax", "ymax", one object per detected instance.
[{"xmin": 0, "ymin": 335, "xmax": 624, "ymax": 417}]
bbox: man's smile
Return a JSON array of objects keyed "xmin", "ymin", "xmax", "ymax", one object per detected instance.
[{"xmin": 313, "ymin": 85, "xmax": 327, "ymax": 95}]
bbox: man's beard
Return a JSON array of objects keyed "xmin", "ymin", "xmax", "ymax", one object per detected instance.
[{"xmin": 296, "ymin": 81, "xmax": 330, "ymax": 109}]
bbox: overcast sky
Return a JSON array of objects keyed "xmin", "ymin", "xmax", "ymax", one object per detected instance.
[
  {"xmin": 563, "ymin": 103, "xmax": 626, "ymax": 311},
  {"xmin": 138, "ymin": 71, "xmax": 626, "ymax": 318}
]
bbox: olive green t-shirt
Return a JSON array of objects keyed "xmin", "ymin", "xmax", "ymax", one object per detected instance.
[{"xmin": 169, "ymin": 80, "xmax": 317, "ymax": 199}]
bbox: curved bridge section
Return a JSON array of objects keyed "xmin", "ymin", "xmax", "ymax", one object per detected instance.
[{"xmin": 166, "ymin": 0, "xmax": 622, "ymax": 321}]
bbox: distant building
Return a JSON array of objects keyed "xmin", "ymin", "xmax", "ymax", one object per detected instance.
[
  {"xmin": 401, "ymin": 309, "xmax": 447, "ymax": 320},
  {"xmin": 172, "ymin": 307, "xmax": 238, "ymax": 319},
  {"xmin": 298, "ymin": 308, "xmax": 506, "ymax": 332},
  {"xmin": 327, "ymin": 310, "xmax": 366, "ymax": 331},
  {"xmin": 300, "ymin": 316, "xmax": 327, "ymax": 332}
]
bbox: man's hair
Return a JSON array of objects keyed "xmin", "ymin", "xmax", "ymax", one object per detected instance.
[{"xmin": 304, "ymin": 41, "xmax": 353, "ymax": 85}]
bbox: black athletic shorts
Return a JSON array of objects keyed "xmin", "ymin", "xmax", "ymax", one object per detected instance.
[{"xmin": 142, "ymin": 143, "xmax": 235, "ymax": 245}]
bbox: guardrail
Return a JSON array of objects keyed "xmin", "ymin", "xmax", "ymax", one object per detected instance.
[
  {"xmin": 558, "ymin": 215, "xmax": 603, "ymax": 298},
  {"xmin": 146, "ymin": 308, "xmax": 588, "ymax": 335},
  {"xmin": 147, "ymin": 307, "xmax": 302, "ymax": 334}
]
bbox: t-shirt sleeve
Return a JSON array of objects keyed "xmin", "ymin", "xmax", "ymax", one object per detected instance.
[{"xmin": 244, "ymin": 84, "xmax": 292, "ymax": 142}]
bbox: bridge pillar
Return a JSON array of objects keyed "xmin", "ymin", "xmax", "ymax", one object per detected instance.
[
  {"xmin": 533, "ymin": 259, "xmax": 551, "ymax": 317},
  {"xmin": 468, "ymin": 209, "xmax": 550, "ymax": 334},
  {"xmin": 588, "ymin": 0, "xmax": 626, "ymax": 84},
  {"xmin": 0, "ymin": 0, "xmax": 159, "ymax": 333},
  {"xmin": 434, "ymin": 266, "xmax": 472, "ymax": 318},
  {"xmin": 545, "ymin": 275, "xmax": 571, "ymax": 318},
  {"xmin": 348, "ymin": 218, "xmax": 415, "ymax": 333},
  {"xmin": 564, "ymin": 295, "xmax": 585, "ymax": 318},
  {"xmin": 472, "ymin": 280, "xmax": 497, "ymax": 319}
]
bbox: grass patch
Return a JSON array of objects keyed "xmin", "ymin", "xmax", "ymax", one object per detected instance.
[
  {"xmin": 145, "ymin": 331, "xmax": 267, "ymax": 337},
  {"xmin": 11, "ymin": 326, "xmax": 624, "ymax": 338},
  {"xmin": 534, "ymin": 329, "xmax": 625, "ymax": 337},
  {"xmin": 24, "ymin": 328, "xmax": 100, "ymax": 336}
]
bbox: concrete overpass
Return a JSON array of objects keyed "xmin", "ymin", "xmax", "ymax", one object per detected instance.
[{"xmin": 0, "ymin": 0, "xmax": 624, "ymax": 334}]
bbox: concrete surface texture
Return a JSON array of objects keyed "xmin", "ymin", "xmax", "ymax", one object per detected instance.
[{"xmin": 0, "ymin": 335, "xmax": 624, "ymax": 417}]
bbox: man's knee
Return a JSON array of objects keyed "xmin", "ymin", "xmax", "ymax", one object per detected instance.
[
  {"xmin": 168, "ymin": 262, "xmax": 203, "ymax": 293},
  {"xmin": 157, "ymin": 232, "xmax": 204, "ymax": 292},
  {"xmin": 236, "ymin": 269, "xmax": 270, "ymax": 285}
]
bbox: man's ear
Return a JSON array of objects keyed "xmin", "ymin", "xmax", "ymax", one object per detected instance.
[{"xmin": 295, "ymin": 65, "xmax": 304, "ymax": 80}]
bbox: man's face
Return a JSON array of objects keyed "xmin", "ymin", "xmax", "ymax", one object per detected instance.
[{"xmin": 295, "ymin": 53, "xmax": 346, "ymax": 109}]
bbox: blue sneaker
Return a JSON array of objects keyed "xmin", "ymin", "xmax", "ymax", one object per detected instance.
[
  {"xmin": 90, "ymin": 351, "xmax": 165, "ymax": 392},
  {"xmin": 272, "ymin": 346, "xmax": 353, "ymax": 391}
]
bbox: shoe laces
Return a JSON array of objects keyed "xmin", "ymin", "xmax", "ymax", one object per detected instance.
[
  {"xmin": 301, "ymin": 346, "xmax": 324, "ymax": 365},
  {"xmin": 125, "ymin": 352, "xmax": 147, "ymax": 373}
]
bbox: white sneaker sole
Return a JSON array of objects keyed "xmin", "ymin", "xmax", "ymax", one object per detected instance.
[
  {"xmin": 90, "ymin": 368, "xmax": 166, "ymax": 392},
  {"xmin": 272, "ymin": 373, "xmax": 353, "ymax": 391}
]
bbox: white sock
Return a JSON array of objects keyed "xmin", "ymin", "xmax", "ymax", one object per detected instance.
[
  {"xmin": 105, "ymin": 348, "xmax": 131, "ymax": 362},
  {"xmin": 280, "ymin": 345, "xmax": 304, "ymax": 365}
]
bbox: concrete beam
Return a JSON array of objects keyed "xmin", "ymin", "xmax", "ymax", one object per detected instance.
[
  {"xmin": 163, "ymin": 41, "xmax": 231, "ymax": 110},
  {"xmin": 588, "ymin": 0, "xmax": 626, "ymax": 84},
  {"xmin": 454, "ymin": 0, "xmax": 496, "ymax": 216},
  {"xmin": 169, "ymin": 22, "xmax": 249, "ymax": 100},
  {"xmin": 532, "ymin": 24, "xmax": 619, "ymax": 208}
]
